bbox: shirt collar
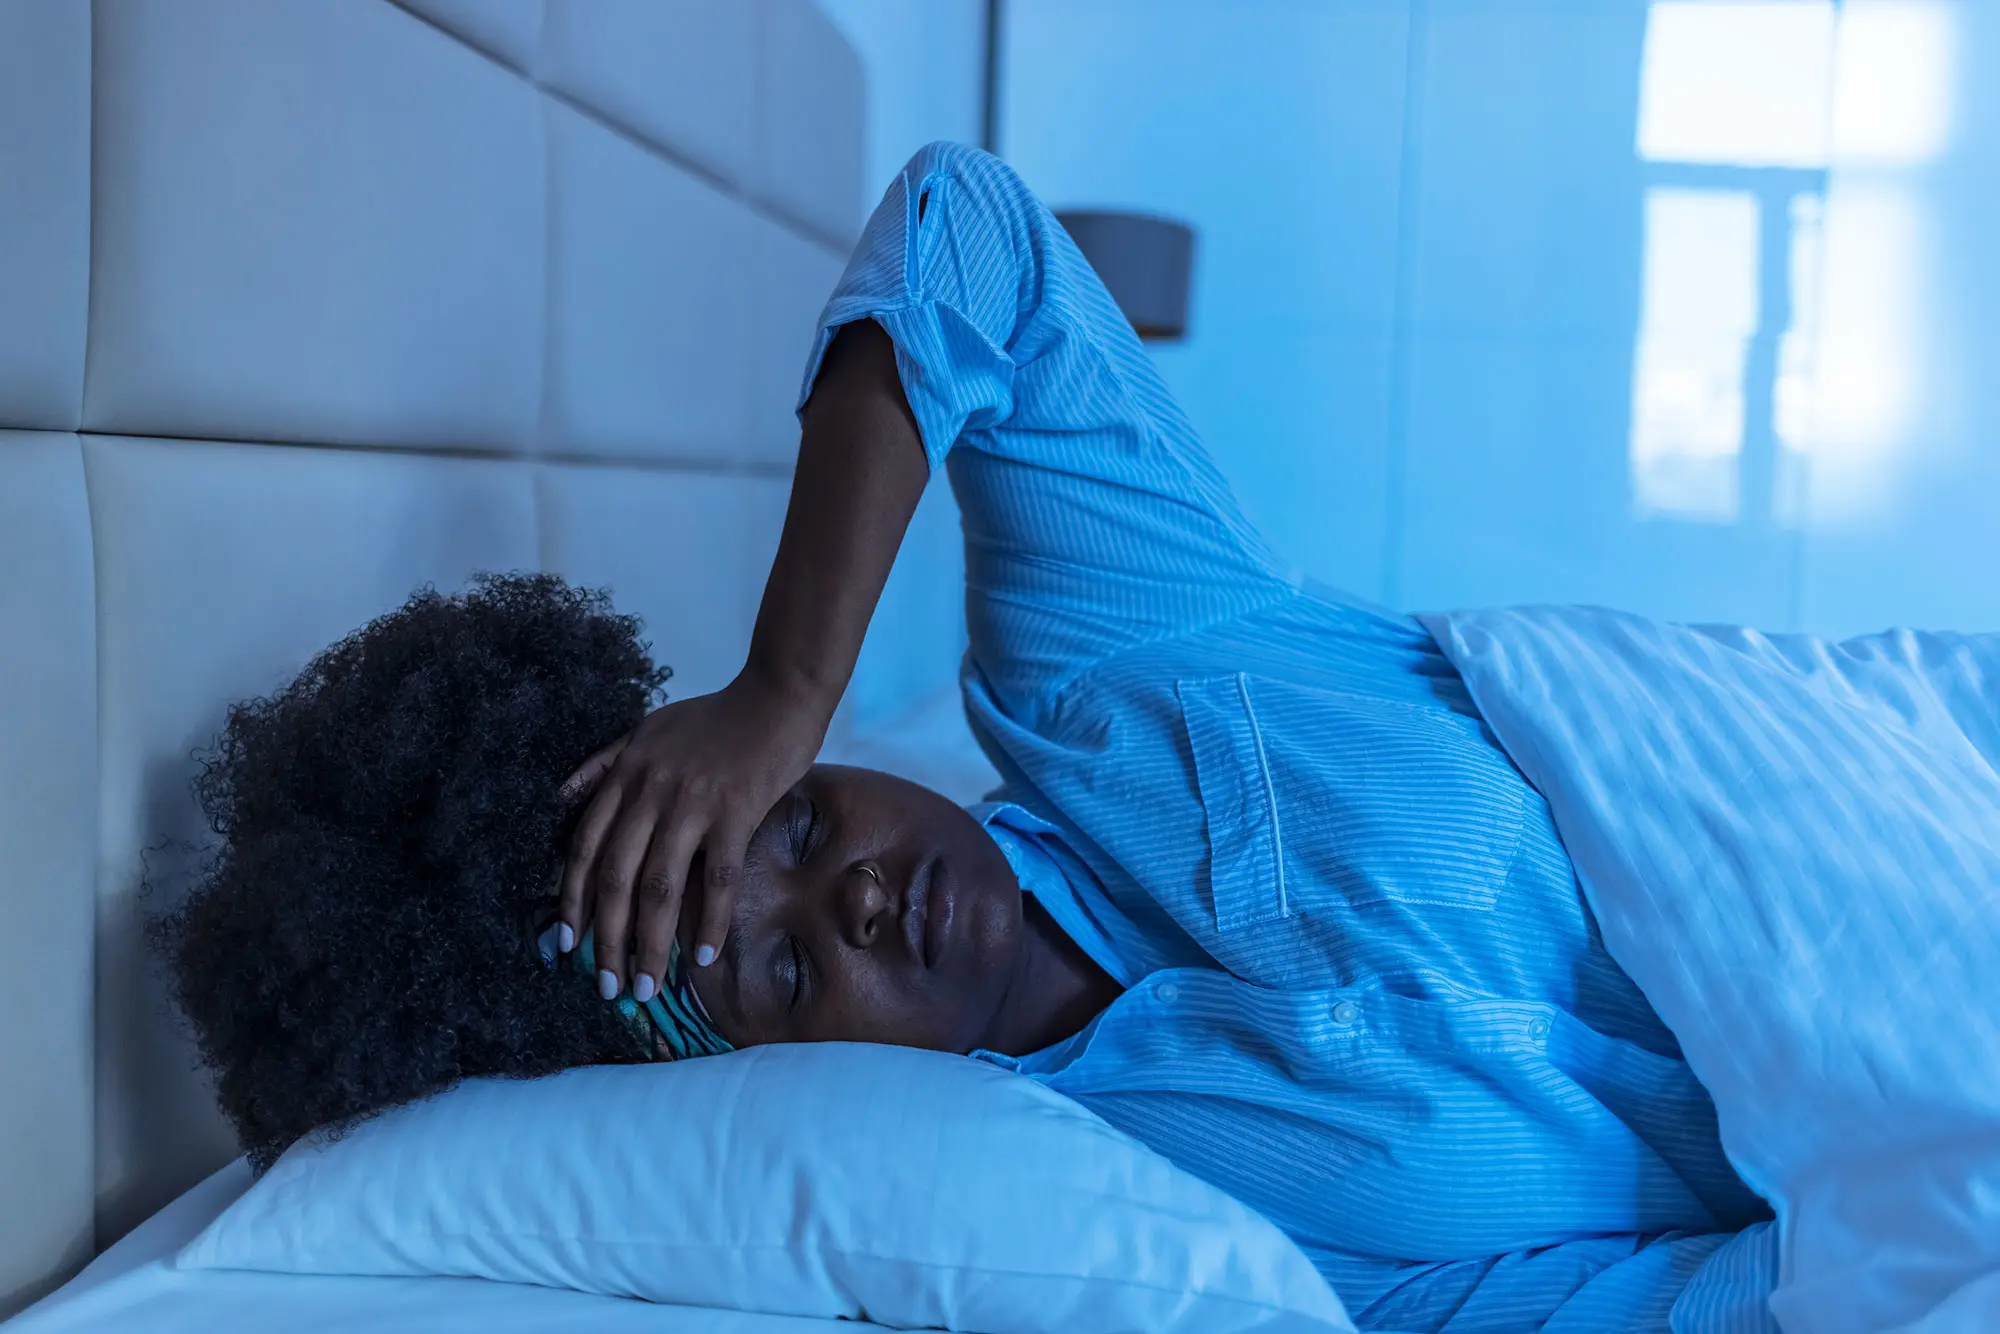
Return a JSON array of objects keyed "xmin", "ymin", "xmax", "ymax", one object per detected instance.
[{"xmin": 971, "ymin": 799, "xmax": 1137, "ymax": 987}]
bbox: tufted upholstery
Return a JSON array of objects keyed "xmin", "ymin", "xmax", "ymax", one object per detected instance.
[{"xmin": 0, "ymin": 0, "xmax": 867, "ymax": 1314}]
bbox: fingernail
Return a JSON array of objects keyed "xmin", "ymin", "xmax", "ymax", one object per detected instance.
[
  {"xmin": 557, "ymin": 923, "xmax": 575, "ymax": 954},
  {"xmin": 695, "ymin": 944, "xmax": 716, "ymax": 968},
  {"xmin": 597, "ymin": 970, "xmax": 619, "ymax": 1001},
  {"xmin": 632, "ymin": 974, "xmax": 656, "ymax": 1004}
]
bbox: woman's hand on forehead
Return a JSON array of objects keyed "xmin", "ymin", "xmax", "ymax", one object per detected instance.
[
  {"xmin": 558, "ymin": 318, "xmax": 932, "ymax": 1006},
  {"xmin": 554, "ymin": 671, "xmax": 828, "ymax": 1005}
]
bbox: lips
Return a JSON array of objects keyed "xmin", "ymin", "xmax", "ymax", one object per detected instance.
[{"xmin": 902, "ymin": 856, "xmax": 952, "ymax": 970}]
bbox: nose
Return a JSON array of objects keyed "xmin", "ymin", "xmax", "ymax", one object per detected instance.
[{"xmin": 835, "ymin": 862, "xmax": 894, "ymax": 950}]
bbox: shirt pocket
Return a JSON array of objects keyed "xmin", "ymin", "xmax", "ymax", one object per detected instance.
[{"xmin": 1177, "ymin": 672, "xmax": 1527, "ymax": 931}]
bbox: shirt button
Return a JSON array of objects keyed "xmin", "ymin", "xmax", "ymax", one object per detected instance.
[
  {"xmin": 1153, "ymin": 981, "xmax": 1180, "ymax": 1004},
  {"xmin": 1330, "ymin": 1000, "xmax": 1361, "ymax": 1027},
  {"xmin": 1528, "ymin": 1017, "xmax": 1551, "ymax": 1040}
]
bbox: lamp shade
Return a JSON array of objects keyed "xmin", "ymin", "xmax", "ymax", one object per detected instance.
[{"xmin": 1053, "ymin": 210, "xmax": 1196, "ymax": 341}]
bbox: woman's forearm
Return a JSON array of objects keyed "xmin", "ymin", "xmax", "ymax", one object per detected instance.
[{"xmin": 738, "ymin": 319, "xmax": 931, "ymax": 726}]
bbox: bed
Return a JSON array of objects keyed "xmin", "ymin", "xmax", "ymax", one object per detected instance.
[{"xmin": 0, "ymin": 0, "xmax": 884, "ymax": 1320}]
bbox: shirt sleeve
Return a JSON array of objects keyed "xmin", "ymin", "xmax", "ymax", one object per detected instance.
[{"xmin": 793, "ymin": 141, "xmax": 1296, "ymax": 715}]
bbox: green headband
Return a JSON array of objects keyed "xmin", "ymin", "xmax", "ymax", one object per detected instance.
[{"xmin": 537, "ymin": 921, "xmax": 733, "ymax": 1062}]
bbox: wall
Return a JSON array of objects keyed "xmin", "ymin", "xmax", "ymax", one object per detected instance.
[
  {"xmin": 1003, "ymin": 0, "xmax": 1999, "ymax": 637},
  {"xmin": 816, "ymin": 0, "xmax": 986, "ymax": 730}
]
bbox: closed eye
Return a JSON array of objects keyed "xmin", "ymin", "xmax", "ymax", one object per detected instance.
[
  {"xmin": 788, "ymin": 936, "xmax": 811, "ymax": 1011},
  {"xmin": 792, "ymin": 790, "xmax": 824, "ymax": 863}
]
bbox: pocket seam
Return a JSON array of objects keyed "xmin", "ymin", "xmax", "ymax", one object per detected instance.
[
  {"xmin": 1178, "ymin": 673, "xmax": 1289, "ymax": 932},
  {"xmin": 1234, "ymin": 673, "xmax": 1289, "ymax": 921}
]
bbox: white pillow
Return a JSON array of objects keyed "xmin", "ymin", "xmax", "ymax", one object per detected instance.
[{"xmin": 176, "ymin": 1043, "xmax": 1354, "ymax": 1333}]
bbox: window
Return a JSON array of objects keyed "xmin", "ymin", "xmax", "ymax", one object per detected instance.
[{"xmin": 1628, "ymin": 1, "xmax": 1950, "ymax": 526}]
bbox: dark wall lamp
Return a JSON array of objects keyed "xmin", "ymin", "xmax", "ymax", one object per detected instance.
[{"xmin": 1053, "ymin": 210, "xmax": 1197, "ymax": 342}]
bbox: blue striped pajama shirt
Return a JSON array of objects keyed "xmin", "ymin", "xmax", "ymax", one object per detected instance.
[{"xmin": 797, "ymin": 142, "xmax": 1776, "ymax": 1332}]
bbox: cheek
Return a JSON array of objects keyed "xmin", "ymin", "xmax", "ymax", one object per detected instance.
[
  {"xmin": 827, "ymin": 974, "xmax": 958, "ymax": 1049},
  {"xmin": 824, "ymin": 947, "xmax": 1005, "ymax": 1052}
]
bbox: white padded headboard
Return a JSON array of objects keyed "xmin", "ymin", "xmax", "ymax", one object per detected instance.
[{"xmin": 0, "ymin": 0, "xmax": 865, "ymax": 1313}]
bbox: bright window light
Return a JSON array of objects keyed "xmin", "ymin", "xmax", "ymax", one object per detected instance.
[
  {"xmin": 1793, "ymin": 183, "xmax": 1926, "ymax": 524},
  {"xmin": 1773, "ymin": 193, "xmax": 1824, "ymax": 528},
  {"xmin": 1639, "ymin": 2, "xmax": 1836, "ymax": 168},
  {"xmin": 1640, "ymin": 188, "xmax": 1762, "ymax": 339},
  {"xmin": 1630, "ymin": 188, "xmax": 1761, "ymax": 522},
  {"xmin": 1639, "ymin": 1, "xmax": 1953, "ymax": 168},
  {"xmin": 1830, "ymin": 2, "xmax": 1954, "ymax": 166}
]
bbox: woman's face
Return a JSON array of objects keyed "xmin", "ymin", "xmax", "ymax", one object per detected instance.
[{"xmin": 678, "ymin": 764, "xmax": 1026, "ymax": 1054}]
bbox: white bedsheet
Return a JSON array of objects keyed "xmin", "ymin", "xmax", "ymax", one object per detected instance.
[{"xmin": 6, "ymin": 1161, "xmax": 878, "ymax": 1334}]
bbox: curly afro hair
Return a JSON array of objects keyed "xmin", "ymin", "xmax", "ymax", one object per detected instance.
[{"xmin": 152, "ymin": 572, "xmax": 667, "ymax": 1171}]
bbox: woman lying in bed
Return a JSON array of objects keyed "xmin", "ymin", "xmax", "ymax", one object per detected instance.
[{"xmin": 163, "ymin": 144, "xmax": 1785, "ymax": 1332}]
